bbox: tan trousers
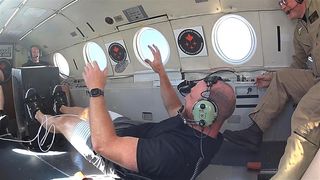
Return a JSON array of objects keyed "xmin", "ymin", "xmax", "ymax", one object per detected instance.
[
  {"xmin": 251, "ymin": 69, "xmax": 320, "ymax": 179},
  {"xmin": 271, "ymin": 81, "xmax": 320, "ymax": 179},
  {"xmin": 249, "ymin": 68, "xmax": 317, "ymax": 132}
]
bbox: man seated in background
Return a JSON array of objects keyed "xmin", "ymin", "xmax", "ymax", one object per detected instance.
[
  {"xmin": 22, "ymin": 45, "xmax": 50, "ymax": 67},
  {"xmin": 0, "ymin": 69, "xmax": 7, "ymax": 133},
  {"xmin": 24, "ymin": 45, "xmax": 236, "ymax": 179}
]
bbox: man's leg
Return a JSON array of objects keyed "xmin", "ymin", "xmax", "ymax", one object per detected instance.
[
  {"xmin": 272, "ymin": 81, "xmax": 320, "ymax": 179},
  {"xmin": 0, "ymin": 85, "xmax": 7, "ymax": 133},
  {"xmin": 52, "ymin": 85, "xmax": 71, "ymax": 115},
  {"xmin": 224, "ymin": 69, "xmax": 316, "ymax": 151},
  {"xmin": 60, "ymin": 105, "xmax": 89, "ymax": 121},
  {"xmin": 25, "ymin": 88, "xmax": 116, "ymax": 176}
]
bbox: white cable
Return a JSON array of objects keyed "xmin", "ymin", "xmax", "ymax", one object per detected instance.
[{"xmin": 0, "ymin": 113, "xmax": 83, "ymax": 152}]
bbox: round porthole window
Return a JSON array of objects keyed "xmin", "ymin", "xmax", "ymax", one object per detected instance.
[
  {"xmin": 212, "ymin": 14, "xmax": 257, "ymax": 65},
  {"xmin": 133, "ymin": 27, "xmax": 170, "ymax": 69},
  {"xmin": 53, "ymin": 53, "xmax": 70, "ymax": 79},
  {"xmin": 83, "ymin": 42, "xmax": 108, "ymax": 70}
]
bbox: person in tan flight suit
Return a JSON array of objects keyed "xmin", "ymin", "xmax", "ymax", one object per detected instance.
[{"xmin": 224, "ymin": 0, "xmax": 320, "ymax": 178}]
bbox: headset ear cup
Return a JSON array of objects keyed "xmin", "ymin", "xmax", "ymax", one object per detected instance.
[{"xmin": 192, "ymin": 100, "xmax": 218, "ymax": 127}]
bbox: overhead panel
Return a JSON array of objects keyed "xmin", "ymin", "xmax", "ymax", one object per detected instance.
[
  {"xmin": 122, "ymin": 5, "xmax": 148, "ymax": 23},
  {"xmin": 26, "ymin": 0, "xmax": 72, "ymax": 9},
  {"xmin": 7, "ymin": 6, "xmax": 54, "ymax": 38},
  {"xmin": 5, "ymin": 0, "xmax": 73, "ymax": 40},
  {"xmin": 0, "ymin": 0, "xmax": 22, "ymax": 27},
  {"xmin": 138, "ymin": 0, "xmax": 221, "ymax": 19},
  {"xmin": 220, "ymin": 0, "xmax": 279, "ymax": 12},
  {"xmin": 20, "ymin": 14, "xmax": 82, "ymax": 54},
  {"xmin": 60, "ymin": 0, "xmax": 127, "ymax": 40}
]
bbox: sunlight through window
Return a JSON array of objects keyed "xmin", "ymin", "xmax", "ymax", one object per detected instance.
[
  {"xmin": 212, "ymin": 14, "xmax": 256, "ymax": 65},
  {"xmin": 83, "ymin": 42, "xmax": 108, "ymax": 70},
  {"xmin": 133, "ymin": 27, "xmax": 170, "ymax": 69},
  {"xmin": 53, "ymin": 53, "xmax": 70, "ymax": 79}
]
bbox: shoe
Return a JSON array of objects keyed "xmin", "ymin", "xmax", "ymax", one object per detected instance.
[
  {"xmin": 24, "ymin": 88, "xmax": 42, "ymax": 120},
  {"xmin": 0, "ymin": 114, "xmax": 6, "ymax": 121},
  {"xmin": 0, "ymin": 111, "xmax": 8, "ymax": 134},
  {"xmin": 223, "ymin": 122, "xmax": 263, "ymax": 152},
  {"xmin": 52, "ymin": 85, "xmax": 68, "ymax": 115}
]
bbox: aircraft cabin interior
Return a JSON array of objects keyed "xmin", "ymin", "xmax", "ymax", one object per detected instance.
[{"xmin": 0, "ymin": 0, "xmax": 319, "ymax": 179}]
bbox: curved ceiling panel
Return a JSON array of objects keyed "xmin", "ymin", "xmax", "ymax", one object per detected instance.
[{"xmin": 20, "ymin": 14, "xmax": 83, "ymax": 54}]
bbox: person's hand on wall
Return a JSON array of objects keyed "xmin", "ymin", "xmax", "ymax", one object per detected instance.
[
  {"xmin": 82, "ymin": 61, "xmax": 108, "ymax": 90},
  {"xmin": 255, "ymin": 72, "xmax": 274, "ymax": 88}
]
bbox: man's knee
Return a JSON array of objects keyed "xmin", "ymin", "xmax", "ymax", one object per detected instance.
[
  {"xmin": 275, "ymin": 69, "xmax": 294, "ymax": 82},
  {"xmin": 53, "ymin": 115, "xmax": 79, "ymax": 132}
]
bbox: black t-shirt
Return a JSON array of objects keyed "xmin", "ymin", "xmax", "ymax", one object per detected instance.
[
  {"xmin": 117, "ymin": 115, "xmax": 223, "ymax": 180},
  {"xmin": 22, "ymin": 60, "xmax": 50, "ymax": 67}
]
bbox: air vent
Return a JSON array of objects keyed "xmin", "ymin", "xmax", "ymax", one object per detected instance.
[
  {"xmin": 122, "ymin": 5, "xmax": 148, "ymax": 23},
  {"xmin": 70, "ymin": 31, "xmax": 77, "ymax": 37},
  {"xmin": 73, "ymin": 59, "xmax": 78, "ymax": 70},
  {"xmin": 142, "ymin": 112, "xmax": 153, "ymax": 121},
  {"xmin": 195, "ymin": 0, "xmax": 208, "ymax": 3},
  {"xmin": 76, "ymin": 27, "xmax": 85, "ymax": 38},
  {"xmin": 105, "ymin": 17, "xmax": 114, "ymax": 24},
  {"xmin": 113, "ymin": 15, "xmax": 123, "ymax": 23},
  {"xmin": 86, "ymin": 22, "xmax": 95, "ymax": 32}
]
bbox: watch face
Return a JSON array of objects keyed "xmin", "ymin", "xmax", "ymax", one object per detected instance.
[{"xmin": 90, "ymin": 88, "xmax": 104, "ymax": 97}]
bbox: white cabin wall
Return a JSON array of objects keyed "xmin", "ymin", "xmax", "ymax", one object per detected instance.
[
  {"xmin": 102, "ymin": 32, "xmax": 136, "ymax": 77},
  {"xmin": 69, "ymin": 84, "xmax": 181, "ymax": 122},
  {"xmin": 260, "ymin": 10, "xmax": 296, "ymax": 68},
  {"xmin": 55, "ymin": 43, "xmax": 87, "ymax": 79},
  {"xmin": 221, "ymin": 0, "xmax": 279, "ymax": 12},
  {"xmin": 170, "ymin": 11, "xmax": 265, "ymax": 72},
  {"xmin": 120, "ymin": 20, "xmax": 181, "ymax": 73}
]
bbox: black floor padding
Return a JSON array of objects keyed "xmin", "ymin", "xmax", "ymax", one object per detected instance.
[{"xmin": 211, "ymin": 140, "xmax": 286, "ymax": 169}]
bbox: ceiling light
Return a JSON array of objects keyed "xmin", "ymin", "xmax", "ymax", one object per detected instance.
[
  {"xmin": 19, "ymin": 29, "xmax": 32, "ymax": 40},
  {"xmin": 60, "ymin": 0, "xmax": 79, "ymax": 11}
]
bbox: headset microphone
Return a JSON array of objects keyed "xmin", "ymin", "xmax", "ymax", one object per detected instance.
[{"xmin": 177, "ymin": 105, "xmax": 201, "ymax": 125}]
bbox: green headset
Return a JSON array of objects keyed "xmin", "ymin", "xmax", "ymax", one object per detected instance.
[{"xmin": 178, "ymin": 74, "xmax": 222, "ymax": 127}]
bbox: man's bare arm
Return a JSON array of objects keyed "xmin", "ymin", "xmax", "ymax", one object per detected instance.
[{"xmin": 145, "ymin": 45, "xmax": 182, "ymax": 117}]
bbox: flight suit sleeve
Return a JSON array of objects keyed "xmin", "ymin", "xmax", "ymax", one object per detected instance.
[{"xmin": 290, "ymin": 22, "xmax": 311, "ymax": 69}]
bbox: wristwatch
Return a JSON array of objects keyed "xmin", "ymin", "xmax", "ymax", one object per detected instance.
[{"xmin": 89, "ymin": 88, "xmax": 104, "ymax": 97}]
